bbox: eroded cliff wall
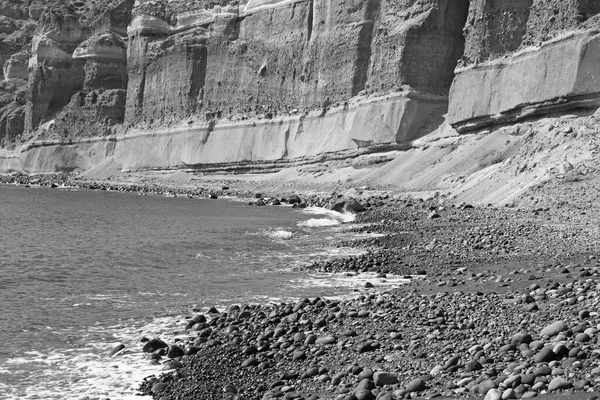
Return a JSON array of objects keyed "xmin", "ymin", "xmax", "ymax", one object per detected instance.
[
  {"xmin": 4, "ymin": 0, "xmax": 600, "ymax": 174},
  {"xmin": 125, "ymin": 0, "xmax": 467, "ymax": 127},
  {"xmin": 0, "ymin": 0, "xmax": 471, "ymax": 173},
  {"xmin": 448, "ymin": 0, "xmax": 600, "ymax": 132}
]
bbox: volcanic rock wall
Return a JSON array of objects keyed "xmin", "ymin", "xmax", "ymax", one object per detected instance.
[
  {"xmin": 0, "ymin": 0, "xmax": 472, "ymax": 172},
  {"xmin": 125, "ymin": 0, "xmax": 468, "ymax": 127},
  {"xmin": 4, "ymin": 0, "xmax": 600, "ymax": 173},
  {"xmin": 0, "ymin": 0, "xmax": 32, "ymax": 148},
  {"xmin": 448, "ymin": 0, "xmax": 600, "ymax": 132}
]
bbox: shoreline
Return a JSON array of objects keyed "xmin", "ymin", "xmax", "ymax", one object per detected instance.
[
  {"xmin": 0, "ymin": 171, "xmax": 403, "ymax": 211},
  {"xmin": 4, "ymin": 172, "xmax": 600, "ymax": 400}
]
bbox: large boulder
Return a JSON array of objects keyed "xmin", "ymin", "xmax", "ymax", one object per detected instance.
[{"xmin": 142, "ymin": 338, "xmax": 168, "ymax": 353}]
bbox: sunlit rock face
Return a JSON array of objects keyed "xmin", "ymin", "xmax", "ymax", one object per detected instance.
[
  {"xmin": 124, "ymin": 0, "xmax": 469, "ymax": 127},
  {"xmin": 74, "ymin": 30, "xmax": 128, "ymax": 90},
  {"xmin": 48, "ymin": 30, "xmax": 128, "ymax": 140},
  {"xmin": 0, "ymin": 0, "xmax": 476, "ymax": 172},
  {"xmin": 448, "ymin": 0, "xmax": 600, "ymax": 132},
  {"xmin": 22, "ymin": 1, "xmax": 134, "ymax": 139},
  {"xmin": 4, "ymin": 51, "xmax": 28, "ymax": 81},
  {"xmin": 25, "ymin": 3, "xmax": 88, "ymax": 133}
]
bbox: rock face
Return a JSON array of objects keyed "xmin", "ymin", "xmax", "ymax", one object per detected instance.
[
  {"xmin": 46, "ymin": 30, "xmax": 128, "ymax": 140},
  {"xmin": 0, "ymin": 0, "xmax": 471, "ymax": 171},
  {"xmin": 448, "ymin": 1, "xmax": 600, "ymax": 132},
  {"xmin": 25, "ymin": 3, "xmax": 87, "ymax": 134},
  {"xmin": 3, "ymin": 51, "xmax": 28, "ymax": 80},
  {"xmin": 0, "ymin": 0, "xmax": 30, "ymax": 148},
  {"xmin": 125, "ymin": 0, "xmax": 468, "ymax": 127},
  {"xmin": 1, "ymin": 0, "xmax": 600, "ymax": 173}
]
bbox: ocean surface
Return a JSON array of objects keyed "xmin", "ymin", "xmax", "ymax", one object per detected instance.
[{"xmin": 0, "ymin": 184, "xmax": 404, "ymax": 399}]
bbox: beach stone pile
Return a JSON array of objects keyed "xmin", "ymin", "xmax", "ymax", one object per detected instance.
[
  {"xmin": 309, "ymin": 201, "xmax": 599, "ymax": 277},
  {"xmin": 134, "ymin": 189, "xmax": 600, "ymax": 400},
  {"xmin": 6, "ymin": 173, "xmax": 600, "ymax": 400},
  {"xmin": 0, "ymin": 171, "xmax": 71, "ymax": 187},
  {"xmin": 138, "ymin": 266, "xmax": 600, "ymax": 399}
]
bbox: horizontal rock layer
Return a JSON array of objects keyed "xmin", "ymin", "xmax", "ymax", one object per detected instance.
[
  {"xmin": 448, "ymin": 30, "xmax": 600, "ymax": 132},
  {"xmin": 0, "ymin": 93, "xmax": 445, "ymax": 173}
]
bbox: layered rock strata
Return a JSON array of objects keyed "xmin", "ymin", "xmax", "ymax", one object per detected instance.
[
  {"xmin": 448, "ymin": 0, "xmax": 600, "ymax": 132},
  {"xmin": 24, "ymin": 3, "xmax": 89, "ymax": 134},
  {"xmin": 0, "ymin": 0, "xmax": 472, "ymax": 173},
  {"xmin": 45, "ymin": 30, "xmax": 128, "ymax": 140},
  {"xmin": 10, "ymin": 0, "xmax": 600, "ymax": 174}
]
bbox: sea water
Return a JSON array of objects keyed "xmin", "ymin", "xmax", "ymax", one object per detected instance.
[{"xmin": 0, "ymin": 184, "xmax": 407, "ymax": 399}]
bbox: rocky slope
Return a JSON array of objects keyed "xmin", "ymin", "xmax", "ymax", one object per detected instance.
[{"xmin": 0, "ymin": 0, "xmax": 600, "ymax": 204}]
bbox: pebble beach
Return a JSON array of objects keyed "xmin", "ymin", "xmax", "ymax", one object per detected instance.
[{"xmin": 134, "ymin": 190, "xmax": 600, "ymax": 400}]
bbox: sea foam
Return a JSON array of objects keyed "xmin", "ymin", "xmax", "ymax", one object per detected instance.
[
  {"xmin": 266, "ymin": 229, "xmax": 294, "ymax": 240},
  {"xmin": 297, "ymin": 207, "xmax": 356, "ymax": 227}
]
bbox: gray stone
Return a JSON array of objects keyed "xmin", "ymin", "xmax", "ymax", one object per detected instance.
[
  {"xmin": 575, "ymin": 332, "xmax": 591, "ymax": 342},
  {"xmin": 511, "ymin": 333, "xmax": 532, "ymax": 346},
  {"xmin": 478, "ymin": 380, "xmax": 497, "ymax": 395},
  {"xmin": 548, "ymin": 377, "xmax": 572, "ymax": 391},
  {"xmin": 354, "ymin": 389, "xmax": 375, "ymax": 400},
  {"xmin": 315, "ymin": 336, "xmax": 336, "ymax": 345},
  {"xmin": 373, "ymin": 371, "xmax": 398, "ymax": 386},
  {"xmin": 354, "ymin": 379, "xmax": 375, "ymax": 392},
  {"xmin": 241, "ymin": 357, "xmax": 259, "ymax": 367},
  {"xmin": 405, "ymin": 378, "xmax": 426, "ymax": 393},
  {"xmin": 465, "ymin": 360, "xmax": 483, "ymax": 371},
  {"xmin": 358, "ymin": 368, "xmax": 373, "ymax": 381},
  {"xmin": 540, "ymin": 321, "xmax": 567, "ymax": 337},
  {"xmin": 485, "ymin": 389, "xmax": 502, "ymax": 400},
  {"xmin": 292, "ymin": 350, "xmax": 306, "ymax": 361},
  {"xmin": 142, "ymin": 338, "xmax": 168, "ymax": 353},
  {"xmin": 108, "ymin": 343, "xmax": 125, "ymax": 356},
  {"xmin": 151, "ymin": 382, "xmax": 167, "ymax": 394},
  {"xmin": 534, "ymin": 347, "xmax": 556, "ymax": 363},
  {"xmin": 166, "ymin": 344, "xmax": 184, "ymax": 358}
]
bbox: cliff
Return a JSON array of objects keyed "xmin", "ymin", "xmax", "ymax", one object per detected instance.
[
  {"xmin": 0, "ymin": 0, "xmax": 470, "ymax": 173},
  {"xmin": 448, "ymin": 0, "xmax": 600, "ymax": 132},
  {"xmin": 0, "ymin": 0, "xmax": 599, "ymax": 196}
]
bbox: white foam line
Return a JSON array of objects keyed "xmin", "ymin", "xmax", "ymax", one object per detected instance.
[
  {"xmin": 302, "ymin": 206, "xmax": 357, "ymax": 223},
  {"xmin": 265, "ymin": 229, "xmax": 294, "ymax": 240},
  {"xmin": 298, "ymin": 271, "xmax": 411, "ymax": 288},
  {"xmin": 298, "ymin": 218, "xmax": 340, "ymax": 227}
]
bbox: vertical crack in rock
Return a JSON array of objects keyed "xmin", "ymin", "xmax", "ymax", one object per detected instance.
[
  {"xmin": 351, "ymin": 0, "xmax": 380, "ymax": 96},
  {"xmin": 124, "ymin": 34, "xmax": 148, "ymax": 126},
  {"xmin": 307, "ymin": 0, "xmax": 313, "ymax": 42}
]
